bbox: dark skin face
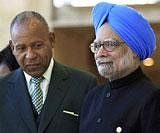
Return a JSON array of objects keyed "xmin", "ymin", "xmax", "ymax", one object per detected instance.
[{"xmin": 10, "ymin": 18, "xmax": 55, "ymax": 77}]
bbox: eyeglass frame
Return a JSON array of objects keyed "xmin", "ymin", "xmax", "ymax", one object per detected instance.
[{"xmin": 89, "ymin": 38, "xmax": 125, "ymax": 53}]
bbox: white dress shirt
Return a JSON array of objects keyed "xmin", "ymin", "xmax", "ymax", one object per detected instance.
[{"xmin": 24, "ymin": 58, "xmax": 54, "ymax": 104}]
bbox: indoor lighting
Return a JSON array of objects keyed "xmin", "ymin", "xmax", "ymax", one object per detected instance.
[
  {"xmin": 143, "ymin": 58, "xmax": 154, "ymax": 67},
  {"xmin": 53, "ymin": 0, "xmax": 160, "ymax": 7}
]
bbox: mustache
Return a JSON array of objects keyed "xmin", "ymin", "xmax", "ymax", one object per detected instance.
[{"xmin": 95, "ymin": 57, "xmax": 113, "ymax": 64}]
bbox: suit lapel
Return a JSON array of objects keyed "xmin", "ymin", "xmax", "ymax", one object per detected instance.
[
  {"xmin": 9, "ymin": 69, "xmax": 37, "ymax": 133},
  {"xmin": 38, "ymin": 62, "xmax": 69, "ymax": 133}
]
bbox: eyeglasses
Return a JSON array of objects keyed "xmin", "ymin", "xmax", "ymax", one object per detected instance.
[{"xmin": 89, "ymin": 38, "xmax": 125, "ymax": 53}]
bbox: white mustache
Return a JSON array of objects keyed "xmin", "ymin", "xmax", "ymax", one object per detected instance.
[{"xmin": 96, "ymin": 57, "xmax": 112, "ymax": 65}]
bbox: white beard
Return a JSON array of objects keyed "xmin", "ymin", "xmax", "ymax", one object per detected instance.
[
  {"xmin": 95, "ymin": 48, "xmax": 139, "ymax": 80},
  {"xmin": 96, "ymin": 57, "xmax": 114, "ymax": 78}
]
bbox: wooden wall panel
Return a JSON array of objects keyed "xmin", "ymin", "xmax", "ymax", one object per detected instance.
[{"xmin": 141, "ymin": 24, "xmax": 160, "ymax": 84}]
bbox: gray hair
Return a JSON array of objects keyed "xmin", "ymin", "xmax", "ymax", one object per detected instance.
[{"xmin": 10, "ymin": 11, "xmax": 49, "ymax": 33}]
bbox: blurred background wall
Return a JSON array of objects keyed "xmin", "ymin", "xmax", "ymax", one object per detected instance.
[
  {"xmin": 0, "ymin": 0, "xmax": 52, "ymax": 49},
  {"xmin": 0, "ymin": 0, "xmax": 160, "ymax": 84}
]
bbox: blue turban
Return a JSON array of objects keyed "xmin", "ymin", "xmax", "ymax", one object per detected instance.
[{"xmin": 92, "ymin": 2, "xmax": 156, "ymax": 60}]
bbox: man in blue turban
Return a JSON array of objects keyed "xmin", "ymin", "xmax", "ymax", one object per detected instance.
[
  {"xmin": 92, "ymin": 2, "xmax": 156, "ymax": 60},
  {"xmin": 80, "ymin": 2, "xmax": 160, "ymax": 133}
]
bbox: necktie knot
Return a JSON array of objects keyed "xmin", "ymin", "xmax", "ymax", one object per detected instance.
[{"xmin": 31, "ymin": 77, "xmax": 43, "ymax": 84}]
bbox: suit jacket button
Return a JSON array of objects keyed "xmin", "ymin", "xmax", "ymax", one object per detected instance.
[
  {"xmin": 116, "ymin": 126, "xmax": 122, "ymax": 133},
  {"xmin": 96, "ymin": 118, "xmax": 102, "ymax": 123},
  {"xmin": 106, "ymin": 92, "xmax": 111, "ymax": 98}
]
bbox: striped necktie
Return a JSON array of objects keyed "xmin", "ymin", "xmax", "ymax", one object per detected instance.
[{"xmin": 31, "ymin": 77, "xmax": 43, "ymax": 114}]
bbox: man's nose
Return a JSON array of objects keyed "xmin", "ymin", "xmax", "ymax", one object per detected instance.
[{"xmin": 25, "ymin": 48, "xmax": 36, "ymax": 59}]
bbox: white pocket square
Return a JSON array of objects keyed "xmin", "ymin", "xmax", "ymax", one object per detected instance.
[{"xmin": 63, "ymin": 110, "xmax": 79, "ymax": 117}]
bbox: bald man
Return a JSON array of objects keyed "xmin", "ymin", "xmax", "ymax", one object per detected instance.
[{"xmin": 80, "ymin": 2, "xmax": 160, "ymax": 133}]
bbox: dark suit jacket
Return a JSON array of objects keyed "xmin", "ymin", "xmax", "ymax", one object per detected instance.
[
  {"xmin": 80, "ymin": 67, "xmax": 160, "ymax": 133},
  {"xmin": 0, "ymin": 61, "xmax": 97, "ymax": 133}
]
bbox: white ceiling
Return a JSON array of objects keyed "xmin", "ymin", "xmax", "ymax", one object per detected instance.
[{"xmin": 53, "ymin": 0, "xmax": 160, "ymax": 7}]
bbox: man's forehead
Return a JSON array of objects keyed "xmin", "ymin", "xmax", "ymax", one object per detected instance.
[
  {"xmin": 11, "ymin": 21, "xmax": 48, "ymax": 40},
  {"xmin": 96, "ymin": 23, "xmax": 121, "ymax": 40},
  {"xmin": 12, "ymin": 18, "xmax": 43, "ymax": 30}
]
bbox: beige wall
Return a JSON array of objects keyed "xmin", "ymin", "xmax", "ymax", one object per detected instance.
[{"xmin": 0, "ymin": 0, "xmax": 52, "ymax": 49}]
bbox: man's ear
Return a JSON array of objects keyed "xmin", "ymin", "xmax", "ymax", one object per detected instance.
[
  {"xmin": 9, "ymin": 40, "xmax": 15, "ymax": 55},
  {"xmin": 49, "ymin": 32, "xmax": 55, "ymax": 48}
]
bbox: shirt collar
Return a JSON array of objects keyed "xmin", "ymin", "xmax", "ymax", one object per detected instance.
[
  {"xmin": 43, "ymin": 58, "xmax": 54, "ymax": 82},
  {"xmin": 24, "ymin": 58, "xmax": 54, "ymax": 86}
]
